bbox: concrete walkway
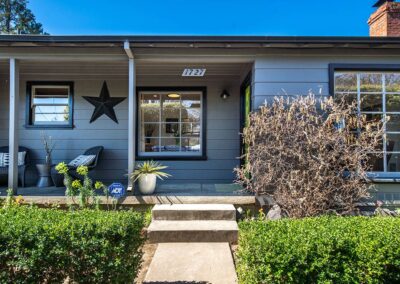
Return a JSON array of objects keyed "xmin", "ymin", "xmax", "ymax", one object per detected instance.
[
  {"xmin": 143, "ymin": 204, "xmax": 239, "ymax": 284},
  {"xmin": 143, "ymin": 243, "xmax": 238, "ymax": 284}
]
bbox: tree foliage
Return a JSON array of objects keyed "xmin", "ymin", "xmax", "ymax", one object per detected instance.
[
  {"xmin": 0, "ymin": 0, "xmax": 46, "ymax": 34},
  {"xmin": 235, "ymin": 94, "xmax": 384, "ymax": 218}
]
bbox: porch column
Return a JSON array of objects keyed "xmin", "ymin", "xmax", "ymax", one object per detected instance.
[
  {"xmin": 8, "ymin": 58, "xmax": 19, "ymax": 194},
  {"xmin": 127, "ymin": 52, "xmax": 136, "ymax": 190}
]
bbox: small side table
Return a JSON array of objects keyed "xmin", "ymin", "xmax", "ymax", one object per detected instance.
[{"xmin": 36, "ymin": 164, "xmax": 54, "ymax": 188}]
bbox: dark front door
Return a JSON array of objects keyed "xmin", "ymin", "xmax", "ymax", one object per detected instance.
[{"xmin": 240, "ymin": 72, "xmax": 252, "ymax": 165}]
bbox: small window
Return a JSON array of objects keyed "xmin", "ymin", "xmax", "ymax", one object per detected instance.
[
  {"xmin": 137, "ymin": 88, "xmax": 206, "ymax": 159},
  {"xmin": 331, "ymin": 65, "xmax": 400, "ymax": 175},
  {"xmin": 27, "ymin": 82, "xmax": 73, "ymax": 128}
]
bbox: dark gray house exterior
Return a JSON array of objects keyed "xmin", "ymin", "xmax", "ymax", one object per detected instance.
[{"xmin": 1, "ymin": 3, "xmax": 400, "ymax": 201}]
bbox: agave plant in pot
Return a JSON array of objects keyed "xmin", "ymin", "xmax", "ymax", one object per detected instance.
[{"xmin": 131, "ymin": 161, "xmax": 171, "ymax": 195}]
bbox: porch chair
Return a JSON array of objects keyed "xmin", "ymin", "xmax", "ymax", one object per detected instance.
[
  {"xmin": 52, "ymin": 146, "xmax": 104, "ymax": 187},
  {"xmin": 0, "ymin": 146, "xmax": 30, "ymax": 188}
]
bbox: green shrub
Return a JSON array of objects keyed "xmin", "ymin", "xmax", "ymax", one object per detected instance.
[
  {"xmin": 237, "ymin": 217, "xmax": 400, "ymax": 284},
  {"xmin": 0, "ymin": 207, "xmax": 145, "ymax": 283}
]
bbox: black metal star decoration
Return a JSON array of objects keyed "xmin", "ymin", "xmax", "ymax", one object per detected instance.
[{"xmin": 83, "ymin": 81, "xmax": 126, "ymax": 124}]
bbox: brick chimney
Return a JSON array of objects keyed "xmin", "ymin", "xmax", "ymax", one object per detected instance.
[{"xmin": 368, "ymin": 1, "xmax": 400, "ymax": 36}]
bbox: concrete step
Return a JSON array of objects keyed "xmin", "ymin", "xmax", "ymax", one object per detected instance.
[
  {"xmin": 152, "ymin": 204, "xmax": 237, "ymax": 221},
  {"xmin": 144, "ymin": 243, "xmax": 238, "ymax": 284},
  {"xmin": 147, "ymin": 220, "xmax": 239, "ymax": 244}
]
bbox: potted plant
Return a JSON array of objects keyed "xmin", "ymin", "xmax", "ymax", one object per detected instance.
[
  {"xmin": 41, "ymin": 131, "xmax": 56, "ymax": 166},
  {"xmin": 36, "ymin": 132, "xmax": 56, "ymax": 187},
  {"xmin": 130, "ymin": 161, "xmax": 170, "ymax": 195}
]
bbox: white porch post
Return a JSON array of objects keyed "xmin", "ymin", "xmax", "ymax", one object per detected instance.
[
  {"xmin": 125, "ymin": 42, "xmax": 136, "ymax": 190},
  {"xmin": 8, "ymin": 58, "xmax": 19, "ymax": 194}
]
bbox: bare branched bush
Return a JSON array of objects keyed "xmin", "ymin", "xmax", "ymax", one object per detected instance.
[{"xmin": 235, "ymin": 94, "xmax": 384, "ymax": 218}]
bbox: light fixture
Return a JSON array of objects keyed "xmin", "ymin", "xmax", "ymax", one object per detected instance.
[
  {"xmin": 168, "ymin": 93, "xmax": 180, "ymax": 98},
  {"xmin": 220, "ymin": 90, "xmax": 230, "ymax": 100}
]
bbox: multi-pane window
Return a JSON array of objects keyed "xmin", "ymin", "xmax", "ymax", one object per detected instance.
[
  {"xmin": 334, "ymin": 71, "xmax": 400, "ymax": 173},
  {"xmin": 138, "ymin": 89, "xmax": 204, "ymax": 157},
  {"xmin": 27, "ymin": 82, "xmax": 73, "ymax": 127}
]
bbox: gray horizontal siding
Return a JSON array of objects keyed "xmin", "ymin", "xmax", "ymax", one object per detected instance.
[
  {"xmin": 254, "ymin": 68, "xmax": 328, "ymax": 83},
  {"xmin": 254, "ymin": 56, "xmax": 400, "ymax": 69},
  {"xmin": 252, "ymin": 55, "xmax": 400, "ymax": 109},
  {"xmin": 69, "ymin": 107, "xmax": 240, "ymax": 120},
  {"xmin": 0, "ymin": 78, "xmax": 9, "ymax": 148},
  {"xmin": 0, "ymin": 138, "xmax": 239, "ymax": 151},
  {"xmin": 0, "ymin": 68, "xmax": 242, "ymax": 186},
  {"xmin": 136, "ymin": 75, "xmax": 242, "ymax": 184},
  {"xmin": 0, "ymin": 118, "xmax": 239, "ymax": 132},
  {"xmin": 0, "ymin": 129, "xmax": 240, "ymax": 141},
  {"xmin": 21, "ymin": 149, "xmax": 239, "ymax": 161}
]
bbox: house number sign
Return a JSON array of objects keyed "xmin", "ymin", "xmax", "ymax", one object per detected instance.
[
  {"xmin": 108, "ymin": 183, "xmax": 126, "ymax": 199},
  {"xmin": 182, "ymin": 68, "xmax": 206, "ymax": 77}
]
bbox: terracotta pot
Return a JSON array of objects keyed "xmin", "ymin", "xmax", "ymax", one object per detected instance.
[{"xmin": 138, "ymin": 174, "xmax": 157, "ymax": 195}]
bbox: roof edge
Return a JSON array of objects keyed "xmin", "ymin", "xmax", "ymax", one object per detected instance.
[{"xmin": 1, "ymin": 34, "xmax": 400, "ymax": 44}]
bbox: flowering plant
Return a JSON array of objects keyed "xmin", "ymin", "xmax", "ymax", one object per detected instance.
[
  {"xmin": 3, "ymin": 188, "xmax": 24, "ymax": 208},
  {"xmin": 55, "ymin": 162, "xmax": 108, "ymax": 209}
]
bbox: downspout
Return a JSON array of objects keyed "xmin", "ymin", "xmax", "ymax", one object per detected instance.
[{"xmin": 124, "ymin": 41, "xmax": 136, "ymax": 191}]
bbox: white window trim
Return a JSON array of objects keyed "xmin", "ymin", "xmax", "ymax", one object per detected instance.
[
  {"xmin": 333, "ymin": 70, "xmax": 400, "ymax": 179},
  {"xmin": 138, "ymin": 90, "xmax": 204, "ymax": 158}
]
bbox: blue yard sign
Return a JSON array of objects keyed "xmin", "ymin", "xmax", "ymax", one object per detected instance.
[{"xmin": 108, "ymin": 183, "xmax": 126, "ymax": 199}]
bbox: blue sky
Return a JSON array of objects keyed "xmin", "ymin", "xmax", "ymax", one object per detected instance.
[{"xmin": 29, "ymin": 0, "xmax": 378, "ymax": 36}]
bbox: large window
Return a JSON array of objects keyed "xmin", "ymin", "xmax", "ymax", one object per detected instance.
[
  {"xmin": 332, "ymin": 66, "xmax": 400, "ymax": 174},
  {"xmin": 26, "ymin": 82, "xmax": 73, "ymax": 128},
  {"xmin": 138, "ymin": 88, "xmax": 206, "ymax": 159}
]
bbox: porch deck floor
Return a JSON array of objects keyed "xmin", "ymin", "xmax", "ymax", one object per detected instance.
[{"xmin": 0, "ymin": 184, "xmax": 255, "ymax": 205}]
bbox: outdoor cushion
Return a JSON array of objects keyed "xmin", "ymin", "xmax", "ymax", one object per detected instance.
[
  {"xmin": 0, "ymin": 152, "xmax": 26, "ymax": 167},
  {"xmin": 68, "ymin": 155, "xmax": 96, "ymax": 168},
  {"xmin": 0, "ymin": 153, "xmax": 8, "ymax": 167}
]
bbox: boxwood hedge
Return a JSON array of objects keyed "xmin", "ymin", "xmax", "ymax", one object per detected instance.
[
  {"xmin": 0, "ymin": 207, "xmax": 145, "ymax": 283},
  {"xmin": 237, "ymin": 217, "xmax": 400, "ymax": 284}
]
